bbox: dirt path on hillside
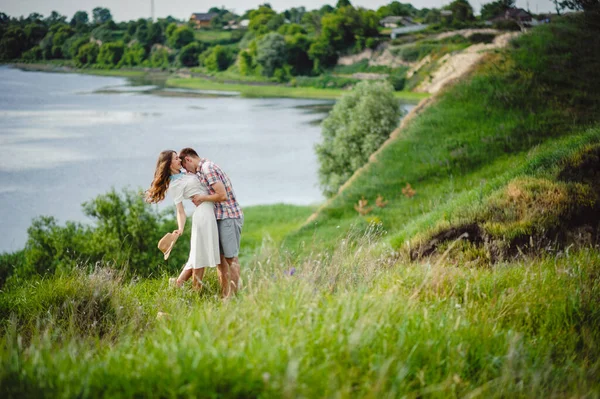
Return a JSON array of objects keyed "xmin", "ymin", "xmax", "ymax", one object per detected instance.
[
  {"xmin": 415, "ymin": 32, "xmax": 520, "ymax": 94},
  {"xmin": 305, "ymin": 31, "xmax": 521, "ymax": 224}
]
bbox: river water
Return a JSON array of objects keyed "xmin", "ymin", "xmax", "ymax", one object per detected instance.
[{"xmin": 0, "ymin": 66, "xmax": 414, "ymax": 253}]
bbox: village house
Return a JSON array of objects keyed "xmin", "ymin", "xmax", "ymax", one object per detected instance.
[
  {"xmin": 492, "ymin": 7, "xmax": 533, "ymax": 23},
  {"xmin": 189, "ymin": 12, "xmax": 218, "ymax": 28},
  {"xmin": 379, "ymin": 16, "xmax": 417, "ymax": 28}
]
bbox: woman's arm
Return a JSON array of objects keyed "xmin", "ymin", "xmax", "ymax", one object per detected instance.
[{"xmin": 174, "ymin": 202, "xmax": 186, "ymax": 235}]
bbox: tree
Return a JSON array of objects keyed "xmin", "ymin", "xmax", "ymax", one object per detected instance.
[
  {"xmin": 202, "ymin": 45, "xmax": 234, "ymax": 71},
  {"xmin": 92, "ymin": 7, "xmax": 112, "ymax": 25},
  {"xmin": 97, "ymin": 41, "xmax": 125, "ymax": 67},
  {"xmin": 559, "ymin": 0, "xmax": 600, "ymax": 12},
  {"xmin": 316, "ymin": 81, "xmax": 402, "ymax": 196},
  {"xmin": 178, "ymin": 42, "xmax": 202, "ymax": 66},
  {"xmin": 134, "ymin": 21, "xmax": 149, "ymax": 47},
  {"xmin": 167, "ymin": 25, "xmax": 194, "ymax": 49},
  {"xmin": 0, "ymin": 27, "xmax": 27, "ymax": 60},
  {"xmin": 445, "ymin": 0, "xmax": 475, "ymax": 24},
  {"xmin": 147, "ymin": 23, "xmax": 164, "ymax": 46},
  {"xmin": 308, "ymin": 38, "xmax": 337, "ymax": 72},
  {"xmin": 377, "ymin": 1, "xmax": 418, "ymax": 18},
  {"xmin": 150, "ymin": 47, "xmax": 170, "ymax": 68},
  {"xmin": 62, "ymin": 34, "xmax": 90, "ymax": 59},
  {"xmin": 481, "ymin": 0, "xmax": 515, "ymax": 20},
  {"xmin": 75, "ymin": 42, "xmax": 99, "ymax": 66},
  {"xmin": 424, "ymin": 8, "xmax": 442, "ymax": 23},
  {"xmin": 45, "ymin": 11, "xmax": 67, "ymax": 25},
  {"xmin": 120, "ymin": 42, "xmax": 146, "ymax": 66},
  {"xmin": 285, "ymin": 33, "xmax": 313, "ymax": 76},
  {"xmin": 24, "ymin": 23, "xmax": 48, "ymax": 46},
  {"xmin": 70, "ymin": 11, "xmax": 89, "ymax": 27},
  {"xmin": 256, "ymin": 32, "xmax": 287, "ymax": 77},
  {"xmin": 283, "ymin": 7, "xmax": 306, "ymax": 23},
  {"xmin": 248, "ymin": 6, "xmax": 280, "ymax": 35},
  {"xmin": 237, "ymin": 50, "xmax": 254, "ymax": 75},
  {"xmin": 336, "ymin": 0, "xmax": 353, "ymax": 8}
]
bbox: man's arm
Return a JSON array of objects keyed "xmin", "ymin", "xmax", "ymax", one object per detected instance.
[{"xmin": 191, "ymin": 181, "xmax": 227, "ymax": 206}]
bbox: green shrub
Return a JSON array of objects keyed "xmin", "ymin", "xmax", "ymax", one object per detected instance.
[
  {"xmin": 150, "ymin": 47, "xmax": 170, "ymax": 68},
  {"xmin": 256, "ymin": 32, "xmax": 287, "ymax": 77},
  {"xmin": 119, "ymin": 42, "xmax": 146, "ymax": 66},
  {"xmin": 202, "ymin": 45, "xmax": 234, "ymax": 71},
  {"xmin": 21, "ymin": 45, "xmax": 42, "ymax": 61},
  {"xmin": 178, "ymin": 42, "xmax": 202, "ymax": 67},
  {"xmin": 237, "ymin": 50, "xmax": 254, "ymax": 75},
  {"xmin": 316, "ymin": 81, "xmax": 402, "ymax": 196},
  {"xmin": 74, "ymin": 42, "xmax": 99, "ymax": 66},
  {"xmin": 97, "ymin": 41, "xmax": 125, "ymax": 67}
]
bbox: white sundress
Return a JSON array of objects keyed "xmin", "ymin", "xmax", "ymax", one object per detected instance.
[{"xmin": 169, "ymin": 173, "xmax": 220, "ymax": 269}]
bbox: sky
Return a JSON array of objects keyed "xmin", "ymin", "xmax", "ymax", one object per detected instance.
[{"xmin": 1, "ymin": 0, "xmax": 557, "ymax": 22}]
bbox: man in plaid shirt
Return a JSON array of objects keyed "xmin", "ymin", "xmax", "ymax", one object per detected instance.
[{"xmin": 179, "ymin": 148, "xmax": 243, "ymax": 297}]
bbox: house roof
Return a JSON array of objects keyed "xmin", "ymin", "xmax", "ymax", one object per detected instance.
[
  {"xmin": 492, "ymin": 8, "xmax": 532, "ymax": 21},
  {"xmin": 191, "ymin": 12, "xmax": 218, "ymax": 21},
  {"xmin": 380, "ymin": 16, "xmax": 416, "ymax": 25}
]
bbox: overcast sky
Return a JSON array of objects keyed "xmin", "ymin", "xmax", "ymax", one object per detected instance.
[{"xmin": 1, "ymin": 0, "xmax": 557, "ymax": 22}]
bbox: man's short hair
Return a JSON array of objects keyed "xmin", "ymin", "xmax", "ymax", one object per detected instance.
[{"xmin": 179, "ymin": 148, "xmax": 199, "ymax": 159}]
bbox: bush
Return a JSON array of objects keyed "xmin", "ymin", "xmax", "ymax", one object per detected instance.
[
  {"xmin": 237, "ymin": 50, "xmax": 254, "ymax": 75},
  {"xmin": 469, "ymin": 33, "xmax": 496, "ymax": 44},
  {"xmin": 201, "ymin": 45, "xmax": 235, "ymax": 71},
  {"xmin": 62, "ymin": 34, "xmax": 90, "ymax": 59},
  {"xmin": 493, "ymin": 19, "xmax": 521, "ymax": 31},
  {"xmin": 119, "ymin": 42, "xmax": 146, "ymax": 66},
  {"xmin": 167, "ymin": 26, "xmax": 194, "ymax": 49},
  {"xmin": 2, "ymin": 189, "xmax": 184, "ymax": 283},
  {"xmin": 256, "ymin": 32, "xmax": 287, "ymax": 77},
  {"xmin": 150, "ymin": 47, "xmax": 170, "ymax": 68},
  {"xmin": 21, "ymin": 45, "xmax": 43, "ymax": 61},
  {"xmin": 74, "ymin": 42, "xmax": 99, "ymax": 66},
  {"xmin": 388, "ymin": 71, "xmax": 407, "ymax": 91},
  {"xmin": 316, "ymin": 81, "xmax": 402, "ymax": 196},
  {"xmin": 97, "ymin": 41, "xmax": 125, "ymax": 67},
  {"xmin": 178, "ymin": 42, "xmax": 202, "ymax": 67}
]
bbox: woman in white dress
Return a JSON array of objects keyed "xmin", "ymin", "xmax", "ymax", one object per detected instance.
[{"xmin": 145, "ymin": 150, "xmax": 220, "ymax": 289}]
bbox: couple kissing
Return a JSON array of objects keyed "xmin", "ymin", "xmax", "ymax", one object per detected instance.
[{"xmin": 145, "ymin": 148, "xmax": 243, "ymax": 298}]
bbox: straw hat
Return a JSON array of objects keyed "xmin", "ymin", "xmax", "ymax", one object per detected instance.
[{"xmin": 158, "ymin": 232, "xmax": 179, "ymax": 260}]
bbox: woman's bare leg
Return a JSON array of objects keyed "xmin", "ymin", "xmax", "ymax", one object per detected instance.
[
  {"xmin": 192, "ymin": 268, "xmax": 206, "ymax": 291},
  {"xmin": 176, "ymin": 268, "xmax": 192, "ymax": 287}
]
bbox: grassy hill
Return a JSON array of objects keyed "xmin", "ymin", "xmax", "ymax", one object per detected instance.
[
  {"xmin": 1, "ymin": 14, "xmax": 599, "ymax": 398},
  {"xmin": 286, "ymin": 14, "xmax": 600, "ymax": 261}
]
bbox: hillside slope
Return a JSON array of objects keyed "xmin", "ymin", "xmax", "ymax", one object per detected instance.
[{"xmin": 287, "ymin": 14, "xmax": 600, "ymax": 259}]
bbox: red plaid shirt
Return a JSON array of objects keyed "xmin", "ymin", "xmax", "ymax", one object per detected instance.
[{"xmin": 197, "ymin": 158, "xmax": 243, "ymax": 220}]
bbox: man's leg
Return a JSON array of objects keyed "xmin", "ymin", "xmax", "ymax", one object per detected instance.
[
  {"xmin": 225, "ymin": 256, "xmax": 240, "ymax": 293},
  {"xmin": 217, "ymin": 255, "xmax": 231, "ymax": 298}
]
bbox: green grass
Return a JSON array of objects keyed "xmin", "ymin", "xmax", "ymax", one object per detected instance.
[
  {"xmin": 240, "ymin": 204, "xmax": 317, "ymax": 257},
  {"xmin": 2, "ymin": 15, "xmax": 600, "ymax": 398},
  {"xmin": 194, "ymin": 29, "xmax": 239, "ymax": 45},
  {"xmin": 1, "ymin": 245, "xmax": 598, "ymax": 397},
  {"xmin": 287, "ymin": 15, "xmax": 600, "ymax": 256},
  {"xmin": 166, "ymin": 77, "xmax": 428, "ymax": 101}
]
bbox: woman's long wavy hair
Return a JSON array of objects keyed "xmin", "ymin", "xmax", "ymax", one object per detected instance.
[{"xmin": 145, "ymin": 150, "xmax": 177, "ymax": 204}]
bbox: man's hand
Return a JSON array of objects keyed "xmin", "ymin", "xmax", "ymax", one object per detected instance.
[
  {"xmin": 191, "ymin": 194, "xmax": 204, "ymax": 206},
  {"xmin": 173, "ymin": 229, "xmax": 183, "ymax": 236}
]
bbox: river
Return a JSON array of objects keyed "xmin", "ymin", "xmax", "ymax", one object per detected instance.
[{"xmin": 0, "ymin": 66, "xmax": 415, "ymax": 253}]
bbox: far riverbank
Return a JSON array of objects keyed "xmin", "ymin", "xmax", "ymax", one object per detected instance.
[{"xmin": 9, "ymin": 62, "xmax": 429, "ymax": 102}]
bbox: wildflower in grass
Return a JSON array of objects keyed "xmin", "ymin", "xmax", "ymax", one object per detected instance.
[
  {"xmin": 354, "ymin": 197, "xmax": 373, "ymax": 215},
  {"xmin": 376, "ymin": 194, "xmax": 388, "ymax": 207},
  {"xmin": 402, "ymin": 183, "xmax": 416, "ymax": 198}
]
